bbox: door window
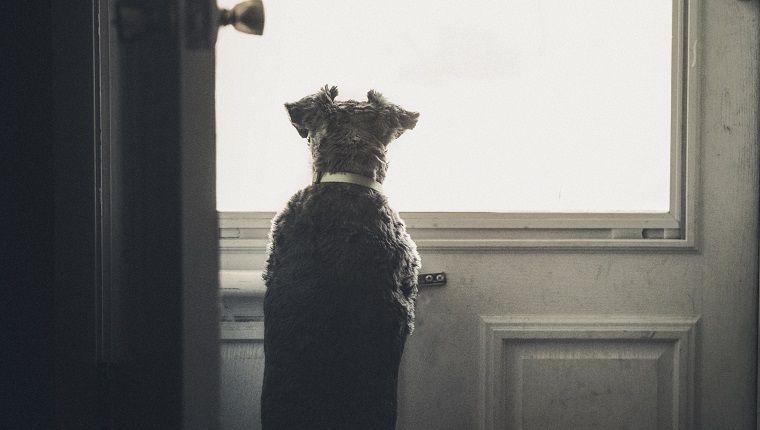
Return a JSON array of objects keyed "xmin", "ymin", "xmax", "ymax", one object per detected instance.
[{"xmin": 216, "ymin": 0, "xmax": 694, "ymax": 248}]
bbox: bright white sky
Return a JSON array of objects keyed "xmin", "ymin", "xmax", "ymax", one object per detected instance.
[{"xmin": 215, "ymin": 0, "xmax": 672, "ymax": 213}]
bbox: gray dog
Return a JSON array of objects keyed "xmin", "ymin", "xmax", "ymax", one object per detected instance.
[{"xmin": 261, "ymin": 86, "xmax": 420, "ymax": 430}]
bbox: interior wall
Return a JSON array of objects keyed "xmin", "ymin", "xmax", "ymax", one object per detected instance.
[
  {"xmin": 1, "ymin": 1, "xmax": 95, "ymax": 429},
  {"xmin": 3, "ymin": 1, "xmax": 100, "ymax": 428},
  {"xmin": 2, "ymin": 0, "xmax": 56, "ymax": 427}
]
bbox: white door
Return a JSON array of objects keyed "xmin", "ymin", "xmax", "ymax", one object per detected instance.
[
  {"xmin": 216, "ymin": 0, "xmax": 759, "ymax": 429},
  {"xmin": 394, "ymin": 2, "xmax": 759, "ymax": 428}
]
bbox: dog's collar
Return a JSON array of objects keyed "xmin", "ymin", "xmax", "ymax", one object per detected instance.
[{"xmin": 312, "ymin": 171, "xmax": 384, "ymax": 193}]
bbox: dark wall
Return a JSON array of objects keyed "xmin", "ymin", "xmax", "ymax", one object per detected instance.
[
  {"xmin": 3, "ymin": 1, "xmax": 210, "ymax": 427},
  {"xmin": 2, "ymin": 0, "xmax": 56, "ymax": 428},
  {"xmin": 1, "ymin": 1, "xmax": 97, "ymax": 429}
]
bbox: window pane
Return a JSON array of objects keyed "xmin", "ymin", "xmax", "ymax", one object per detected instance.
[{"xmin": 216, "ymin": 0, "xmax": 672, "ymax": 212}]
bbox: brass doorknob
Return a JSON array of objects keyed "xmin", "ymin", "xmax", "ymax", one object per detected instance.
[{"xmin": 219, "ymin": 0, "xmax": 265, "ymax": 35}]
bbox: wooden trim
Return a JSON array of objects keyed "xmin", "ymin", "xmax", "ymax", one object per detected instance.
[
  {"xmin": 220, "ymin": 321, "xmax": 264, "ymax": 341},
  {"xmin": 218, "ymin": 212, "xmax": 696, "ymax": 252},
  {"xmin": 179, "ymin": 0, "xmax": 220, "ymax": 428}
]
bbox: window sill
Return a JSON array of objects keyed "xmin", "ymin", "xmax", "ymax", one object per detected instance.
[{"xmin": 218, "ymin": 211, "xmax": 695, "ymax": 253}]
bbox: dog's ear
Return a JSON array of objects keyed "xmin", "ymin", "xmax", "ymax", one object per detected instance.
[
  {"xmin": 367, "ymin": 89, "xmax": 386, "ymax": 105},
  {"xmin": 284, "ymin": 85, "xmax": 338, "ymax": 138},
  {"xmin": 322, "ymin": 85, "xmax": 339, "ymax": 103},
  {"xmin": 367, "ymin": 89, "xmax": 419, "ymax": 140},
  {"xmin": 395, "ymin": 109, "xmax": 420, "ymax": 137}
]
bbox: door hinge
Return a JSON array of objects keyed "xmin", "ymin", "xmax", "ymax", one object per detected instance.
[{"xmin": 419, "ymin": 272, "xmax": 447, "ymax": 287}]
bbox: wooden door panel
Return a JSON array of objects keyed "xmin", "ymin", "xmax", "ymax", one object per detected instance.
[{"xmin": 481, "ymin": 317, "xmax": 697, "ymax": 430}]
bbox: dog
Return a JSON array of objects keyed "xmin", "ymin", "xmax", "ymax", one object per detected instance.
[{"xmin": 261, "ymin": 85, "xmax": 421, "ymax": 430}]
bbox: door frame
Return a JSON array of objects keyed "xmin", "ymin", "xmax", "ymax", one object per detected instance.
[
  {"xmin": 66, "ymin": 0, "xmax": 222, "ymax": 428},
  {"xmin": 57, "ymin": 0, "xmax": 760, "ymax": 428}
]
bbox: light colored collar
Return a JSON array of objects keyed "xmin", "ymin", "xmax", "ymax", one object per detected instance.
[{"xmin": 312, "ymin": 171, "xmax": 384, "ymax": 193}]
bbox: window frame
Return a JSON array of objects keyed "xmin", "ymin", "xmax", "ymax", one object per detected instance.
[{"xmin": 218, "ymin": 0, "xmax": 698, "ymax": 253}]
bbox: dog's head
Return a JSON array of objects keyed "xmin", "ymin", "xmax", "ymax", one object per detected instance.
[{"xmin": 285, "ymin": 85, "xmax": 419, "ymax": 183}]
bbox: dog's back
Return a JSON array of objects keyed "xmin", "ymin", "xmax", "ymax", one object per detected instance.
[
  {"xmin": 261, "ymin": 86, "xmax": 419, "ymax": 430},
  {"xmin": 262, "ymin": 183, "xmax": 418, "ymax": 430}
]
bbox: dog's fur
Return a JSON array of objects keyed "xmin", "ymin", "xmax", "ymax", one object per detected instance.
[{"xmin": 261, "ymin": 86, "xmax": 420, "ymax": 430}]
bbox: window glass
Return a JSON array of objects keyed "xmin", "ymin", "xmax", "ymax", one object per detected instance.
[{"xmin": 216, "ymin": 0, "xmax": 672, "ymax": 212}]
